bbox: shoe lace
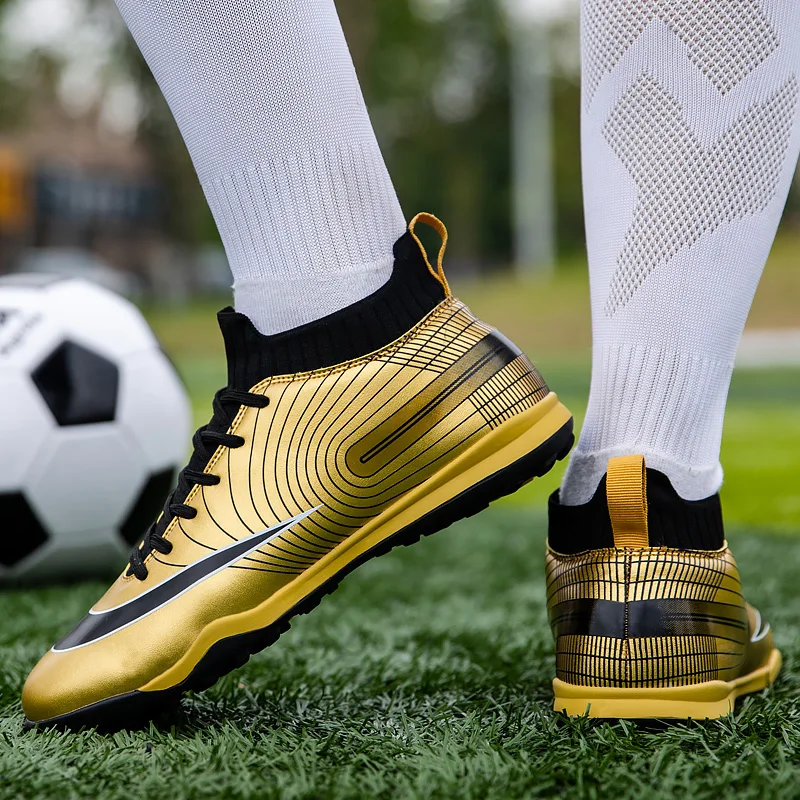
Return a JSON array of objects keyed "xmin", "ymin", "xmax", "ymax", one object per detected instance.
[{"xmin": 127, "ymin": 387, "xmax": 270, "ymax": 580}]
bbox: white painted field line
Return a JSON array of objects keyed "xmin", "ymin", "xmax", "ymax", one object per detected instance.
[{"xmin": 736, "ymin": 329, "xmax": 800, "ymax": 368}]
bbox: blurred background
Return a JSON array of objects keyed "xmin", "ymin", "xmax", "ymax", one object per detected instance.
[{"xmin": 0, "ymin": 0, "xmax": 798, "ymax": 531}]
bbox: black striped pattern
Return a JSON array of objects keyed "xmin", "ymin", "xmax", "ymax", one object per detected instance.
[
  {"xmin": 546, "ymin": 546, "xmax": 752, "ymax": 688},
  {"xmin": 152, "ymin": 301, "xmax": 549, "ymax": 587}
]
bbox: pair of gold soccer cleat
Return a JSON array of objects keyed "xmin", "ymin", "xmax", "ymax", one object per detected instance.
[{"xmin": 22, "ymin": 215, "xmax": 779, "ymax": 729}]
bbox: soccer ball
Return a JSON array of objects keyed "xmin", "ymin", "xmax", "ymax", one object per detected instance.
[{"xmin": 0, "ymin": 275, "xmax": 190, "ymax": 582}]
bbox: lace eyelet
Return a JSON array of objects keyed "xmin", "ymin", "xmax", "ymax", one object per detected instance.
[{"xmin": 129, "ymin": 386, "xmax": 271, "ymax": 580}]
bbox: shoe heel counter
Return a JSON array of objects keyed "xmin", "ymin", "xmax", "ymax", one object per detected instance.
[{"xmin": 546, "ymin": 546, "xmax": 751, "ymax": 689}]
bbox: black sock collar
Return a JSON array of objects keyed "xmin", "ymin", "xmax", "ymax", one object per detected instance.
[
  {"xmin": 218, "ymin": 231, "xmax": 447, "ymax": 390},
  {"xmin": 548, "ymin": 470, "xmax": 725, "ymax": 553}
]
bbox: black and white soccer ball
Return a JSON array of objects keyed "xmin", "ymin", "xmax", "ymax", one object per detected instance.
[{"xmin": 0, "ymin": 275, "xmax": 190, "ymax": 582}]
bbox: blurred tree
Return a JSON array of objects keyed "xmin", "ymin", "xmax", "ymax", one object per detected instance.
[
  {"xmin": 119, "ymin": 32, "xmax": 217, "ymax": 249},
  {"xmin": 343, "ymin": 0, "xmax": 587, "ymax": 269},
  {"xmin": 2, "ymin": 0, "xmax": 795, "ymax": 272},
  {"xmin": 335, "ymin": 0, "xmax": 375, "ymax": 87},
  {"xmin": 551, "ymin": 77, "xmax": 583, "ymax": 257},
  {"xmin": 351, "ymin": 0, "xmax": 514, "ymax": 271},
  {"xmin": 550, "ymin": 16, "xmax": 584, "ymax": 259},
  {"xmin": 0, "ymin": 0, "xmax": 26, "ymax": 132},
  {"xmin": 115, "ymin": 0, "xmax": 523, "ymax": 270}
]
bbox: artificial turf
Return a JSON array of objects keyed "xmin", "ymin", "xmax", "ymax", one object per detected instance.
[
  {"xmin": 1, "ymin": 511, "xmax": 799, "ymax": 799},
  {"xmin": 2, "ymin": 256, "xmax": 799, "ymax": 799}
]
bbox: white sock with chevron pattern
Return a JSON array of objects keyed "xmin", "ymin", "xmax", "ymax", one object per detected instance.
[{"xmin": 561, "ymin": 0, "xmax": 800, "ymax": 503}]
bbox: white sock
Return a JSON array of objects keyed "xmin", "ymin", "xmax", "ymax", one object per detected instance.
[
  {"xmin": 562, "ymin": 0, "xmax": 800, "ymax": 503},
  {"xmin": 114, "ymin": 0, "xmax": 406, "ymax": 335}
]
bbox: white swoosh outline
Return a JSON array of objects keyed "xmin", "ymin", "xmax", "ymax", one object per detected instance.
[
  {"xmin": 750, "ymin": 608, "xmax": 771, "ymax": 643},
  {"xmin": 52, "ymin": 507, "xmax": 319, "ymax": 653}
]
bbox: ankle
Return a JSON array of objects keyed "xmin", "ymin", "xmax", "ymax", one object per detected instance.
[
  {"xmin": 550, "ymin": 459, "xmax": 725, "ymax": 554},
  {"xmin": 560, "ymin": 448, "xmax": 723, "ymax": 506},
  {"xmin": 220, "ymin": 230, "xmax": 447, "ymax": 389}
]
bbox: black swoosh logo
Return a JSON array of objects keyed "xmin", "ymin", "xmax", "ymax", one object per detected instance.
[{"xmin": 53, "ymin": 509, "xmax": 316, "ymax": 652}]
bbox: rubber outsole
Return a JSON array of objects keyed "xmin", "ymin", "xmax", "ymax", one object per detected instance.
[
  {"xmin": 25, "ymin": 417, "xmax": 575, "ymax": 732},
  {"xmin": 553, "ymin": 648, "xmax": 782, "ymax": 720}
]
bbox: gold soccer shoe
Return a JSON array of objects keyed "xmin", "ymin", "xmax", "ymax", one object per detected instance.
[
  {"xmin": 23, "ymin": 214, "xmax": 573, "ymax": 729},
  {"xmin": 546, "ymin": 455, "xmax": 781, "ymax": 719}
]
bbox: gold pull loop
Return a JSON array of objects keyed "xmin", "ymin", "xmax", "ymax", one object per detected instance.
[
  {"xmin": 408, "ymin": 212, "xmax": 451, "ymax": 297},
  {"xmin": 606, "ymin": 455, "xmax": 649, "ymax": 549}
]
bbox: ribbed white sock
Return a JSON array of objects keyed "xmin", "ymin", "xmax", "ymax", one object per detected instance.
[
  {"xmin": 114, "ymin": 0, "xmax": 406, "ymax": 335},
  {"xmin": 562, "ymin": 0, "xmax": 800, "ymax": 503}
]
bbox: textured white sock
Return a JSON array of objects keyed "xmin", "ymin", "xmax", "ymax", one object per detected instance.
[
  {"xmin": 562, "ymin": 0, "xmax": 800, "ymax": 504},
  {"xmin": 114, "ymin": 0, "xmax": 406, "ymax": 335}
]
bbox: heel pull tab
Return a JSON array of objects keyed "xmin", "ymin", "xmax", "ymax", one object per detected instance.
[
  {"xmin": 408, "ymin": 212, "xmax": 452, "ymax": 297},
  {"xmin": 606, "ymin": 455, "xmax": 649, "ymax": 548}
]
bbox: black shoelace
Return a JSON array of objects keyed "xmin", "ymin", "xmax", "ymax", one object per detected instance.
[{"xmin": 127, "ymin": 387, "xmax": 270, "ymax": 580}]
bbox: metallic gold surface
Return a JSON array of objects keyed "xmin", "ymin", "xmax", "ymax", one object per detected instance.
[
  {"xmin": 552, "ymin": 648, "xmax": 782, "ymax": 719},
  {"xmin": 546, "ymin": 544, "xmax": 776, "ymax": 690},
  {"xmin": 24, "ymin": 298, "xmax": 561, "ymax": 722}
]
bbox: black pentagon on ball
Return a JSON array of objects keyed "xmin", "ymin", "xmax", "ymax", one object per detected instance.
[
  {"xmin": 0, "ymin": 493, "xmax": 49, "ymax": 567},
  {"xmin": 32, "ymin": 340, "xmax": 119, "ymax": 426},
  {"xmin": 120, "ymin": 468, "xmax": 177, "ymax": 547}
]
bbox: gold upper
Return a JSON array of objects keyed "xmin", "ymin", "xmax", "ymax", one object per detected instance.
[
  {"xmin": 24, "ymin": 295, "xmax": 551, "ymax": 721},
  {"xmin": 546, "ymin": 455, "xmax": 775, "ymax": 689}
]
